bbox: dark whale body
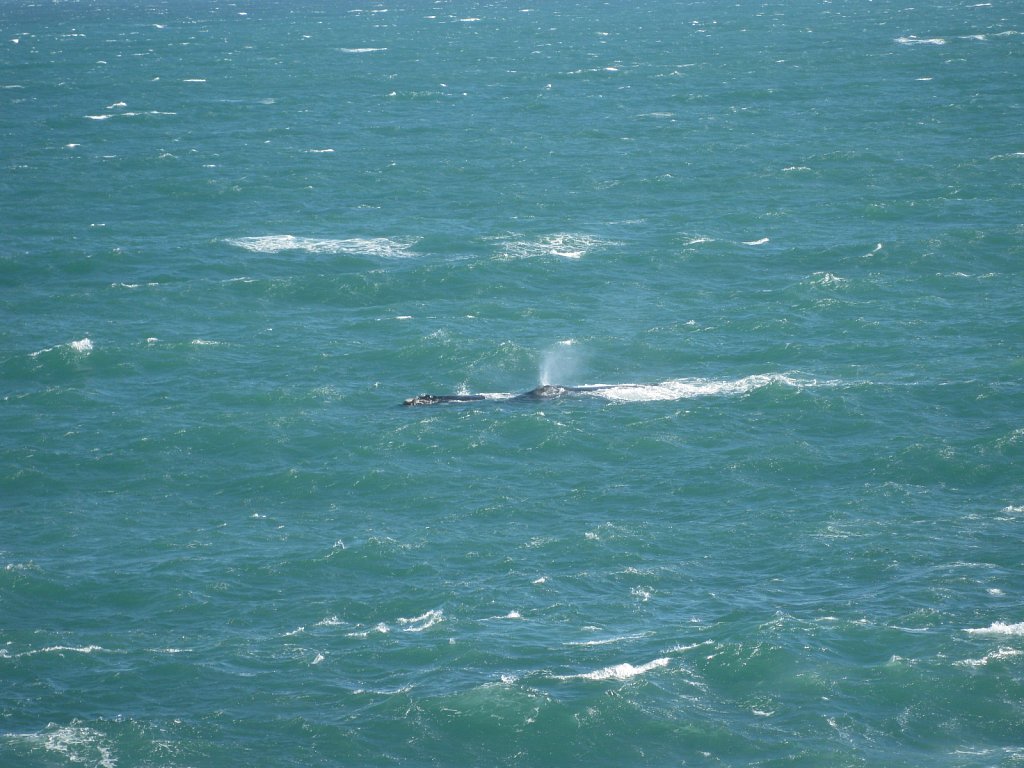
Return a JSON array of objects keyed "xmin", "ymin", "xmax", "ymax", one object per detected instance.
[{"xmin": 403, "ymin": 384, "xmax": 612, "ymax": 406}]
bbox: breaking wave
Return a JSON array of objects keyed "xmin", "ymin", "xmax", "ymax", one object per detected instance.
[{"xmin": 226, "ymin": 235, "xmax": 419, "ymax": 258}]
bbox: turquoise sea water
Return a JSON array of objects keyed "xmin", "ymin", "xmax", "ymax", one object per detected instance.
[{"xmin": 2, "ymin": 0, "xmax": 1023, "ymax": 765}]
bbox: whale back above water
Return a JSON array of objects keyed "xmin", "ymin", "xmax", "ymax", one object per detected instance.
[{"xmin": 402, "ymin": 384, "xmax": 610, "ymax": 406}]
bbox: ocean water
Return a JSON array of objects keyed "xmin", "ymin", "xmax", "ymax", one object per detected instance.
[{"xmin": 2, "ymin": 0, "xmax": 1023, "ymax": 765}]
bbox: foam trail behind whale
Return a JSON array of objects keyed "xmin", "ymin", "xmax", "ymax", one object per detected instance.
[
  {"xmin": 403, "ymin": 374, "xmax": 826, "ymax": 406},
  {"xmin": 590, "ymin": 373, "xmax": 812, "ymax": 402}
]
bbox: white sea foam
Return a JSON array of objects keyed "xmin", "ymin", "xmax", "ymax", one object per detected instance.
[
  {"xmin": 398, "ymin": 609, "xmax": 444, "ymax": 632},
  {"xmin": 477, "ymin": 374, "xmax": 814, "ymax": 404},
  {"xmin": 347, "ymin": 622, "xmax": 390, "ymax": 638},
  {"xmin": 956, "ymin": 647, "xmax": 1022, "ymax": 667},
  {"xmin": 565, "ymin": 632, "xmax": 650, "ymax": 647},
  {"xmin": 555, "ymin": 657, "xmax": 669, "ymax": 681},
  {"xmin": 589, "ymin": 373, "xmax": 811, "ymax": 403},
  {"xmin": 227, "ymin": 235, "xmax": 418, "ymax": 258},
  {"xmin": 666, "ymin": 640, "xmax": 715, "ymax": 653},
  {"xmin": 742, "ymin": 237, "xmax": 770, "ymax": 246},
  {"xmin": 86, "ymin": 110, "xmax": 175, "ymax": 120},
  {"xmin": 70, "ymin": 338, "xmax": 93, "ymax": 353},
  {"xmin": 485, "ymin": 610, "xmax": 523, "ymax": 620},
  {"xmin": 809, "ymin": 272, "xmax": 848, "ymax": 287},
  {"xmin": 965, "ymin": 621, "xmax": 1024, "ymax": 636},
  {"xmin": 498, "ymin": 232, "xmax": 614, "ymax": 260},
  {"xmin": 896, "ymin": 36, "xmax": 946, "ymax": 45},
  {"xmin": 340, "ymin": 47, "xmax": 387, "ymax": 53},
  {"xmin": 10, "ymin": 645, "xmax": 109, "ymax": 658},
  {"xmin": 10, "ymin": 724, "xmax": 117, "ymax": 768}
]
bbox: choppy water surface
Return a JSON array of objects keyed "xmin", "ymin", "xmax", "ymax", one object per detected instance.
[{"xmin": 2, "ymin": 1, "xmax": 1022, "ymax": 765}]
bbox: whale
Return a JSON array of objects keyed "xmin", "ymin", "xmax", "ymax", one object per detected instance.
[{"xmin": 403, "ymin": 384, "xmax": 613, "ymax": 406}]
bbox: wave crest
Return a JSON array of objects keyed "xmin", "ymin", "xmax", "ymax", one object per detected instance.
[
  {"xmin": 555, "ymin": 657, "xmax": 670, "ymax": 681},
  {"xmin": 226, "ymin": 235, "xmax": 419, "ymax": 258}
]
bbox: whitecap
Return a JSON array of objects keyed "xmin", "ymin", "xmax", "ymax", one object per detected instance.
[
  {"xmin": 565, "ymin": 632, "xmax": 650, "ymax": 647},
  {"xmin": 742, "ymin": 237, "xmax": 770, "ymax": 246},
  {"xmin": 226, "ymin": 235, "xmax": 419, "ymax": 258},
  {"xmin": 556, "ymin": 657, "xmax": 669, "ymax": 681},
  {"xmin": 497, "ymin": 232, "xmax": 615, "ymax": 260},
  {"xmin": 809, "ymin": 272, "xmax": 848, "ymax": 287},
  {"xmin": 70, "ymin": 338, "xmax": 93, "ymax": 353},
  {"xmin": 347, "ymin": 622, "xmax": 390, "ymax": 638},
  {"xmin": 965, "ymin": 621, "xmax": 1024, "ymax": 636},
  {"xmin": 8, "ymin": 724, "xmax": 116, "ymax": 768},
  {"xmin": 896, "ymin": 36, "xmax": 946, "ymax": 45},
  {"xmin": 666, "ymin": 640, "xmax": 714, "ymax": 653},
  {"xmin": 956, "ymin": 647, "xmax": 1022, "ymax": 667},
  {"xmin": 16, "ymin": 644, "xmax": 108, "ymax": 657},
  {"xmin": 340, "ymin": 47, "xmax": 387, "ymax": 53},
  {"xmin": 398, "ymin": 609, "xmax": 444, "ymax": 632}
]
